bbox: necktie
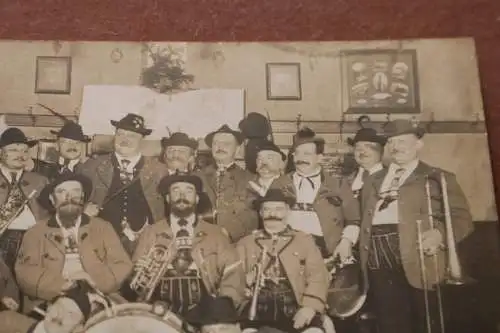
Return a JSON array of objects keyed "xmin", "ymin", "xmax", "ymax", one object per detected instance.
[
  {"xmin": 121, "ymin": 159, "xmax": 131, "ymax": 170},
  {"xmin": 362, "ymin": 169, "xmax": 370, "ymax": 183},
  {"xmin": 119, "ymin": 159, "xmax": 133, "ymax": 183},
  {"xmin": 61, "ymin": 159, "xmax": 71, "ymax": 174},
  {"xmin": 10, "ymin": 172, "xmax": 17, "ymax": 186},
  {"xmin": 215, "ymin": 168, "xmax": 225, "ymax": 214},
  {"xmin": 178, "ymin": 218, "xmax": 188, "ymax": 227},
  {"xmin": 378, "ymin": 168, "xmax": 405, "ymax": 211}
]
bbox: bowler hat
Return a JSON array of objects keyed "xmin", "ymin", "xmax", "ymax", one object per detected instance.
[
  {"xmin": 204, "ymin": 124, "xmax": 244, "ymax": 148},
  {"xmin": 383, "ymin": 119, "xmax": 425, "ymax": 139},
  {"xmin": 158, "ymin": 172, "xmax": 203, "ymax": 196},
  {"xmin": 253, "ymin": 188, "xmax": 295, "ymax": 210},
  {"xmin": 184, "ymin": 296, "xmax": 239, "ymax": 326},
  {"xmin": 161, "ymin": 132, "xmax": 198, "ymax": 150},
  {"xmin": 0, "ymin": 128, "xmax": 38, "ymax": 149},
  {"xmin": 50, "ymin": 122, "xmax": 91, "ymax": 143},
  {"xmin": 291, "ymin": 127, "xmax": 325, "ymax": 152},
  {"xmin": 238, "ymin": 112, "xmax": 271, "ymax": 139},
  {"xmin": 37, "ymin": 173, "xmax": 93, "ymax": 211},
  {"xmin": 255, "ymin": 140, "xmax": 286, "ymax": 161},
  {"xmin": 347, "ymin": 128, "xmax": 387, "ymax": 147},
  {"xmin": 110, "ymin": 113, "xmax": 152, "ymax": 136}
]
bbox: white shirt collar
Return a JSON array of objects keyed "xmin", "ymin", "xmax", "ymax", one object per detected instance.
[
  {"xmin": 216, "ymin": 161, "xmax": 235, "ymax": 171},
  {"xmin": 114, "ymin": 153, "xmax": 142, "ymax": 169},
  {"xmin": 388, "ymin": 159, "xmax": 419, "ymax": 175},
  {"xmin": 58, "ymin": 157, "xmax": 80, "ymax": 170},
  {"xmin": 0, "ymin": 166, "xmax": 23, "ymax": 183},
  {"xmin": 170, "ymin": 214, "xmax": 196, "ymax": 227},
  {"xmin": 55, "ymin": 214, "xmax": 82, "ymax": 235}
]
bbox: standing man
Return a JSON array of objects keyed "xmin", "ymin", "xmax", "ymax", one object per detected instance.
[
  {"xmin": 271, "ymin": 127, "xmax": 361, "ymax": 263},
  {"xmin": 31, "ymin": 122, "xmax": 91, "ymax": 181},
  {"xmin": 247, "ymin": 140, "xmax": 286, "ymax": 198},
  {"xmin": 237, "ymin": 189, "xmax": 330, "ymax": 333},
  {"xmin": 15, "ymin": 173, "xmax": 133, "ymax": 312},
  {"xmin": 159, "ymin": 132, "xmax": 198, "ymax": 175},
  {"xmin": 79, "ymin": 113, "xmax": 168, "ymax": 254},
  {"xmin": 346, "ymin": 128, "xmax": 386, "ymax": 200},
  {"xmin": 129, "ymin": 173, "xmax": 245, "ymax": 328},
  {"xmin": 196, "ymin": 125, "xmax": 259, "ymax": 242},
  {"xmin": 359, "ymin": 119, "xmax": 474, "ymax": 333},
  {"xmin": 0, "ymin": 128, "xmax": 49, "ymax": 271}
]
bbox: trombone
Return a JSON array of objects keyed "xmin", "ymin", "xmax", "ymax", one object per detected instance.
[{"xmin": 417, "ymin": 172, "xmax": 474, "ymax": 333}]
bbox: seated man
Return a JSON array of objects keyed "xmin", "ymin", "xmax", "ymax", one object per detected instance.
[
  {"xmin": 15, "ymin": 173, "xmax": 133, "ymax": 312},
  {"xmin": 237, "ymin": 189, "xmax": 330, "ymax": 333},
  {"xmin": 0, "ymin": 282, "xmax": 93, "ymax": 333},
  {"xmin": 129, "ymin": 173, "xmax": 245, "ymax": 328}
]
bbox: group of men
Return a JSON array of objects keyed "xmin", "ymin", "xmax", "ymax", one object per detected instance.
[{"xmin": 0, "ymin": 110, "xmax": 474, "ymax": 333}]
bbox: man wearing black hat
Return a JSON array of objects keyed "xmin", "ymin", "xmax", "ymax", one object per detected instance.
[
  {"xmin": 130, "ymin": 172, "xmax": 245, "ymax": 324},
  {"xmin": 195, "ymin": 124, "xmax": 258, "ymax": 242},
  {"xmin": 238, "ymin": 112, "xmax": 273, "ymax": 175},
  {"xmin": 160, "ymin": 132, "xmax": 198, "ymax": 175},
  {"xmin": 79, "ymin": 113, "xmax": 168, "ymax": 254},
  {"xmin": 247, "ymin": 140, "xmax": 286, "ymax": 198},
  {"xmin": 347, "ymin": 128, "xmax": 386, "ymax": 200},
  {"xmin": 237, "ymin": 189, "xmax": 330, "ymax": 333},
  {"xmin": 15, "ymin": 173, "xmax": 132, "ymax": 314},
  {"xmin": 0, "ymin": 128, "xmax": 50, "ymax": 272},
  {"xmin": 358, "ymin": 119, "xmax": 474, "ymax": 333},
  {"xmin": 31, "ymin": 122, "xmax": 91, "ymax": 182}
]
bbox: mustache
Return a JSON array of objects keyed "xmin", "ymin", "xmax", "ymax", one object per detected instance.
[
  {"xmin": 295, "ymin": 160, "xmax": 310, "ymax": 165},
  {"xmin": 64, "ymin": 148, "xmax": 78, "ymax": 152},
  {"xmin": 174, "ymin": 198, "xmax": 190, "ymax": 205},
  {"xmin": 60, "ymin": 199, "xmax": 83, "ymax": 207},
  {"xmin": 215, "ymin": 149, "xmax": 227, "ymax": 154},
  {"xmin": 263, "ymin": 216, "xmax": 283, "ymax": 221}
]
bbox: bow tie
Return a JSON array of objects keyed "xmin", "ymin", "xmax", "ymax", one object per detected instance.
[{"xmin": 296, "ymin": 171, "xmax": 321, "ymax": 190}]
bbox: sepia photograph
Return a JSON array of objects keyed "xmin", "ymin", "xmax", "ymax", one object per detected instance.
[{"xmin": 0, "ymin": 38, "xmax": 496, "ymax": 333}]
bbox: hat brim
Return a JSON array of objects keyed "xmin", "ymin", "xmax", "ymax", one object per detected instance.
[
  {"xmin": 50, "ymin": 130, "xmax": 92, "ymax": 143},
  {"xmin": 292, "ymin": 137, "xmax": 325, "ymax": 150},
  {"xmin": 37, "ymin": 174, "xmax": 93, "ymax": 211},
  {"xmin": 204, "ymin": 130, "xmax": 244, "ymax": 148},
  {"xmin": 160, "ymin": 137, "xmax": 198, "ymax": 150},
  {"xmin": 253, "ymin": 196, "xmax": 296, "ymax": 211},
  {"xmin": 110, "ymin": 120, "xmax": 152, "ymax": 136},
  {"xmin": 158, "ymin": 174, "xmax": 203, "ymax": 196},
  {"xmin": 0, "ymin": 140, "xmax": 38, "ymax": 149},
  {"xmin": 347, "ymin": 136, "xmax": 387, "ymax": 147}
]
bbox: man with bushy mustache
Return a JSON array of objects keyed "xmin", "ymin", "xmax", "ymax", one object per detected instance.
[
  {"xmin": 247, "ymin": 141, "xmax": 286, "ymax": 198},
  {"xmin": 15, "ymin": 173, "xmax": 132, "ymax": 314},
  {"xmin": 79, "ymin": 113, "xmax": 168, "ymax": 254}
]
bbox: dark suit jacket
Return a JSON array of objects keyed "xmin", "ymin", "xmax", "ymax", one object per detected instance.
[
  {"xmin": 359, "ymin": 161, "xmax": 474, "ymax": 289},
  {"xmin": 0, "ymin": 171, "xmax": 50, "ymax": 222},
  {"xmin": 78, "ymin": 154, "xmax": 169, "ymax": 223},
  {"xmin": 32, "ymin": 159, "xmax": 84, "ymax": 181},
  {"xmin": 270, "ymin": 172, "xmax": 361, "ymax": 255}
]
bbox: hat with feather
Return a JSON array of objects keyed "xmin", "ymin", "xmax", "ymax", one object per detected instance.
[{"xmin": 37, "ymin": 103, "xmax": 91, "ymax": 143}]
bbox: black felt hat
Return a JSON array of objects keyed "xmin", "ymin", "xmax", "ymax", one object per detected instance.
[
  {"xmin": 238, "ymin": 112, "xmax": 271, "ymax": 139},
  {"xmin": 110, "ymin": 113, "xmax": 152, "ymax": 136},
  {"xmin": 291, "ymin": 127, "xmax": 325, "ymax": 152},
  {"xmin": 158, "ymin": 172, "xmax": 203, "ymax": 196},
  {"xmin": 253, "ymin": 188, "xmax": 295, "ymax": 210},
  {"xmin": 50, "ymin": 122, "xmax": 91, "ymax": 143},
  {"xmin": 204, "ymin": 124, "xmax": 244, "ymax": 148},
  {"xmin": 0, "ymin": 128, "xmax": 38, "ymax": 149},
  {"xmin": 161, "ymin": 132, "xmax": 198, "ymax": 150},
  {"xmin": 184, "ymin": 296, "xmax": 239, "ymax": 326},
  {"xmin": 383, "ymin": 119, "xmax": 425, "ymax": 139},
  {"xmin": 347, "ymin": 128, "xmax": 387, "ymax": 147},
  {"xmin": 255, "ymin": 140, "xmax": 286, "ymax": 161},
  {"xmin": 38, "ymin": 173, "xmax": 93, "ymax": 211}
]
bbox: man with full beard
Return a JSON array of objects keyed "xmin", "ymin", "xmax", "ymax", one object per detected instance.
[
  {"xmin": 129, "ymin": 173, "xmax": 245, "ymax": 328},
  {"xmin": 15, "ymin": 173, "xmax": 132, "ymax": 314},
  {"xmin": 79, "ymin": 113, "xmax": 168, "ymax": 254},
  {"xmin": 0, "ymin": 128, "xmax": 49, "ymax": 271}
]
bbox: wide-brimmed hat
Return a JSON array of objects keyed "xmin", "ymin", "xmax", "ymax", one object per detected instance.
[
  {"xmin": 347, "ymin": 128, "xmax": 387, "ymax": 147},
  {"xmin": 291, "ymin": 127, "xmax": 325, "ymax": 152},
  {"xmin": 238, "ymin": 112, "xmax": 271, "ymax": 139},
  {"xmin": 50, "ymin": 122, "xmax": 91, "ymax": 143},
  {"xmin": 184, "ymin": 296, "xmax": 239, "ymax": 326},
  {"xmin": 158, "ymin": 172, "xmax": 203, "ymax": 196},
  {"xmin": 253, "ymin": 188, "xmax": 295, "ymax": 210},
  {"xmin": 110, "ymin": 113, "xmax": 152, "ymax": 136},
  {"xmin": 37, "ymin": 173, "xmax": 93, "ymax": 211},
  {"xmin": 383, "ymin": 119, "xmax": 425, "ymax": 139},
  {"xmin": 204, "ymin": 124, "xmax": 244, "ymax": 148},
  {"xmin": 161, "ymin": 132, "xmax": 198, "ymax": 150},
  {"xmin": 0, "ymin": 128, "xmax": 38, "ymax": 149},
  {"xmin": 256, "ymin": 140, "xmax": 286, "ymax": 161}
]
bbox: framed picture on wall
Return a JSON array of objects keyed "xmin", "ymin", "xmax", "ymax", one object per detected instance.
[
  {"xmin": 266, "ymin": 63, "xmax": 302, "ymax": 100},
  {"xmin": 34, "ymin": 56, "xmax": 72, "ymax": 94},
  {"xmin": 340, "ymin": 49, "xmax": 420, "ymax": 114}
]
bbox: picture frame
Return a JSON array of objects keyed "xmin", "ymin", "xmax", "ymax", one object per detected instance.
[
  {"xmin": 340, "ymin": 49, "xmax": 420, "ymax": 114},
  {"xmin": 34, "ymin": 56, "xmax": 72, "ymax": 94},
  {"xmin": 266, "ymin": 63, "xmax": 302, "ymax": 100}
]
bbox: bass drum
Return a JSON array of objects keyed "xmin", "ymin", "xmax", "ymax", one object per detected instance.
[{"xmin": 81, "ymin": 302, "xmax": 188, "ymax": 333}]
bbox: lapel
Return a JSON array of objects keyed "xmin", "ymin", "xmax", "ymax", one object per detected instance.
[
  {"xmin": 192, "ymin": 220, "xmax": 209, "ymax": 249},
  {"xmin": 315, "ymin": 172, "xmax": 338, "ymax": 201},
  {"xmin": 138, "ymin": 157, "xmax": 155, "ymax": 192},
  {"xmin": 202, "ymin": 164, "xmax": 218, "ymax": 194},
  {"xmin": 370, "ymin": 168, "xmax": 388, "ymax": 194},
  {"xmin": 400, "ymin": 161, "xmax": 432, "ymax": 188},
  {"xmin": 45, "ymin": 215, "xmax": 92, "ymax": 256},
  {"xmin": 96, "ymin": 155, "xmax": 114, "ymax": 190},
  {"xmin": 19, "ymin": 172, "xmax": 37, "ymax": 198},
  {"xmin": 254, "ymin": 228, "xmax": 294, "ymax": 265},
  {"xmin": 279, "ymin": 173, "xmax": 297, "ymax": 198}
]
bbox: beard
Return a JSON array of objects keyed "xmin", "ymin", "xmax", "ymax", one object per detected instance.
[
  {"xmin": 170, "ymin": 199, "xmax": 196, "ymax": 218},
  {"xmin": 57, "ymin": 200, "xmax": 83, "ymax": 228}
]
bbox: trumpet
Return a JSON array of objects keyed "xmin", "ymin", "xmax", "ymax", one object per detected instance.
[
  {"xmin": 248, "ymin": 245, "xmax": 267, "ymax": 321},
  {"xmin": 418, "ymin": 172, "xmax": 474, "ymax": 333},
  {"xmin": 129, "ymin": 241, "xmax": 175, "ymax": 302}
]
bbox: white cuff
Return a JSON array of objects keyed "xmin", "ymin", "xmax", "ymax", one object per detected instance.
[{"xmin": 342, "ymin": 225, "xmax": 360, "ymax": 245}]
